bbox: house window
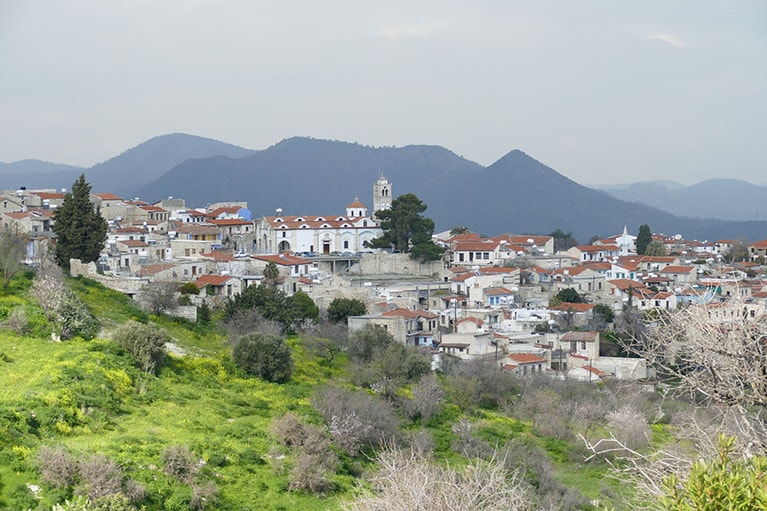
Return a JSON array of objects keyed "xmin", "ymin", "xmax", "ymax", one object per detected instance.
[
  {"xmin": 459, "ymin": 253, "xmax": 465, "ymax": 262},
  {"xmin": 483, "ymin": 252, "xmax": 489, "ymax": 259},
  {"xmin": 343, "ymin": 240, "xmax": 349, "ymax": 249},
  {"xmin": 581, "ymin": 341, "xmax": 586, "ymax": 350}
]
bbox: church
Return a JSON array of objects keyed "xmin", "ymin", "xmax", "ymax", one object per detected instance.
[{"xmin": 252, "ymin": 175, "xmax": 392, "ymax": 255}]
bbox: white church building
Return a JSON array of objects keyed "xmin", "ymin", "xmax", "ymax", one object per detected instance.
[{"xmin": 252, "ymin": 175, "xmax": 392, "ymax": 255}]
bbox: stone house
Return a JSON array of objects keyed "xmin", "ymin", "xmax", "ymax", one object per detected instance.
[{"xmin": 348, "ymin": 307, "xmax": 439, "ymax": 348}]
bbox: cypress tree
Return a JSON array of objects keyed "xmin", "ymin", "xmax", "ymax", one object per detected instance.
[
  {"xmin": 52, "ymin": 174, "xmax": 108, "ymax": 270},
  {"xmin": 636, "ymin": 224, "xmax": 652, "ymax": 255}
]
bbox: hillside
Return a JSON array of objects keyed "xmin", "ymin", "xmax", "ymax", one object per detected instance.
[
  {"xmin": 0, "ymin": 160, "xmax": 84, "ymax": 191},
  {"xmin": 135, "ymin": 136, "xmax": 483, "ymax": 218},
  {"xmin": 5, "ymin": 134, "xmax": 767, "ymax": 242},
  {"xmin": 136, "ymin": 139, "xmax": 767, "ymax": 242},
  {"xmin": 0, "ymin": 272, "xmax": 632, "ymax": 510},
  {"xmin": 597, "ymin": 178, "xmax": 767, "ymax": 222},
  {"xmin": 86, "ymin": 133, "xmax": 257, "ymax": 196}
]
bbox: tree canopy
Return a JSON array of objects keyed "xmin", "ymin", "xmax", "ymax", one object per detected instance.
[
  {"xmin": 232, "ymin": 332, "xmax": 293, "ymax": 383},
  {"xmin": 327, "ymin": 297, "xmax": 367, "ymax": 324},
  {"xmin": 52, "ymin": 174, "xmax": 108, "ymax": 270},
  {"xmin": 555, "ymin": 288, "xmax": 583, "ymax": 304},
  {"xmin": 224, "ymin": 284, "xmax": 318, "ymax": 333},
  {"xmin": 644, "ymin": 240, "xmax": 668, "ymax": 256},
  {"xmin": 366, "ymin": 193, "xmax": 445, "ymax": 262},
  {"xmin": 0, "ymin": 224, "xmax": 28, "ymax": 287},
  {"xmin": 549, "ymin": 229, "xmax": 579, "ymax": 252},
  {"xmin": 636, "ymin": 224, "xmax": 652, "ymax": 255}
]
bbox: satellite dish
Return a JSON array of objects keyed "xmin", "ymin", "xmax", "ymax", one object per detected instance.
[
  {"xmin": 674, "ymin": 234, "xmax": 682, "ymax": 240},
  {"xmin": 276, "ymin": 208, "xmax": 283, "ymax": 215}
]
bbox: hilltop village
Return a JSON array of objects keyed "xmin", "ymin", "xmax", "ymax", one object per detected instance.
[{"xmin": 2, "ymin": 176, "xmax": 767, "ymax": 382}]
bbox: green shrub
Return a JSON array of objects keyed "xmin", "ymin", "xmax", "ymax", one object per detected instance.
[
  {"xmin": 326, "ymin": 297, "xmax": 366, "ymax": 324},
  {"xmin": 112, "ymin": 320, "xmax": 168, "ymax": 374},
  {"xmin": 178, "ymin": 282, "xmax": 200, "ymax": 295},
  {"xmin": 231, "ymin": 332, "xmax": 293, "ymax": 383},
  {"xmin": 58, "ymin": 290, "xmax": 100, "ymax": 340},
  {"xmin": 659, "ymin": 434, "xmax": 767, "ymax": 510}
]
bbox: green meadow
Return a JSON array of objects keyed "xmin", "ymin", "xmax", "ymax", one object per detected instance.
[{"xmin": 1, "ymin": 272, "xmax": 629, "ymax": 510}]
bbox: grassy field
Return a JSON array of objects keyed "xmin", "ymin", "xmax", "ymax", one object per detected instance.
[{"xmin": 0, "ymin": 272, "xmax": 627, "ymax": 510}]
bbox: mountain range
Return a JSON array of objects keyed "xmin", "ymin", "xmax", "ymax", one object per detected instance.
[
  {"xmin": 2, "ymin": 133, "xmax": 766, "ymax": 243},
  {"xmin": 595, "ymin": 179, "xmax": 767, "ymax": 222}
]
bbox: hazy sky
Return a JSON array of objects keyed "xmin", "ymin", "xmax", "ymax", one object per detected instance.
[{"xmin": 1, "ymin": 1, "xmax": 765, "ymax": 185}]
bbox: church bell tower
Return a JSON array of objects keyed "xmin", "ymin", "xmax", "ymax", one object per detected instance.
[{"xmin": 373, "ymin": 174, "xmax": 392, "ymax": 212}]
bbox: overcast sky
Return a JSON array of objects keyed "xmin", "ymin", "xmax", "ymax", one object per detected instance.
[{"xmin": 1, "ymin": 1, "xmax": 765, "ymax": 185}]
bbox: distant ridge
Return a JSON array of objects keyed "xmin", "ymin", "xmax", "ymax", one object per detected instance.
[
  {"xmin": 134, "ymin": 138, "xmax": 767, "ymax": 242},
  {"xmin": 597, "ymin": 178, "xmax": 767, "ymax": 221},
  {"xmin": 0, "ymin": 160, "xmax": 84, "ymax": 191},
  {"xmin": 3, "ymin": 134, "xmax": 767, "ymax": 242},
  {"xmin": 0, "ymin": 133, "xmax": 256, "ymax": 195},
  {"xmin": 87, "ymin": 133, "xmax": 257, "ymax": 195}
]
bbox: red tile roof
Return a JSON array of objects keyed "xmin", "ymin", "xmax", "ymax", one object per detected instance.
[
  {"xmin": 139, "ymin": 263, "xmax": 177, "ymax": 276},
  {"xmin": 581, "ymin": 262, "xmax": 611, "ymax": 271},
  {"xmin": 346, "ymin": 198, "xmax": 367, "ymax": 209},
  {"xmin": 552, "ymin": 302, "xmax": 594, "ymax": 313},
  {"xmin": 506, "ymin": 353, "xmax": 547, "ymax": 364},
  {"xmin": 659, "ymin": 265, "xmax": 696, "ymax": 274},
  {"xmin": 457, "ymin": 316, "xmax": 483, "ymax": 327},
  {"xmin": 264, "ymin": 214, "xmax": 376, "ymax": 229},
  {"xmin": 208, "ymin": 206, "xmax": 242, "ymax": 217},
  {"xmin": 195, "ymin": 274, "xmax": 235, "ymax": 287},
  {"xmin": 95, "ymin": 193, "xmax": 123, "ymax": 201},
  {"xmin": 118, "ymin": 239, "xmax": 148, "ymax": 248},
  {"xmin": 32, "ymin": 191, "xmax": 65, "ymax": 200},
  {"xmin": 483, "ymin": 287, "xmax": 515, "ymax": 296}
]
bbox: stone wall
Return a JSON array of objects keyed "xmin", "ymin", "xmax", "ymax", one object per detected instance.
[
  {"xmin": 357, "ymin": 253, "xmax": 443, "ymax": 277},
  {"xmin": 69, "ymin": 259, "xmax": 149, "ymax": 295}
]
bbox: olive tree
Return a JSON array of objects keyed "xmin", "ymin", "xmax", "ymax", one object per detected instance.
[
  {"xmin": 232, "ymin": 332, "xmax": 293, "ymax": 383},
  {"xmin": 112, "ymin": 320, "xmax": 168, "ymax": 374}
]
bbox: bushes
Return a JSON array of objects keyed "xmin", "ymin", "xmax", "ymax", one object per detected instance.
[
  {"xmin": 231, "ymin": 332, "xmax": 293, "ymax": 383},
  {"xmin": 347, "ymin": 324, "xmax": 394, "ymax": 363},
  {"xmin": 30, "ymin": 274, "xmax": 99, "ymax": 340},
  {"xmin": 327, "ymin": 297, "xmax": 367, "ymax": 324},
  {"xmin": 162, "ymin": 445, "xmax": 218, "ymax": 510},
  {"xmin": 341, "ymin": 445, "xmax": 532, "ymax": 511},
  {"xmin": 112, "ymin": 320, "xmax": 168, "ymax": 374},
  {"xmin": 36, "ymin": 447, "xmax": 145, "ymax": 508},
  {"xmin": 57, "ymin": 290, "xmax": 100, "ymax": 340},
  {"xmin": 313, "ymin": 385, "xmax": 399, "ymax": 456},
  {"xmin": 271, "ymin": 413, "xmax": 338, "ymax": 493},
  {"xmin": 659, "ymin": 435, "xmax": 767, "ymax": 510}
]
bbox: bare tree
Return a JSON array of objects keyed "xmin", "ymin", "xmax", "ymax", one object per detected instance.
[
  {"xmin": 0, "ymin": 224, "xmax": 28, "ymax": 286},
  {"xmin": 402, "ymin": 372, "xmax": 445, "ymax": 425},
  {"xmin": 221, "ymin": 308, "xmax": 283, "ymax": 340},
  {"xmin": 342, "ymin": 445, "xmax": 533, "ymax": 511},
  {"xmin": 628, "ymin": 298, "xmax": 767, "ymax": 439},
  {"xmin": 583, "ymin": 297, "xmax": 767, "ymax": 505},
  {"xmin": 30, "ymin": 273, "xmax": 67, "ymax": 322},
  {"xmin": 138, "ymin": 281, "xmax": 178, "ymax": 315}
]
